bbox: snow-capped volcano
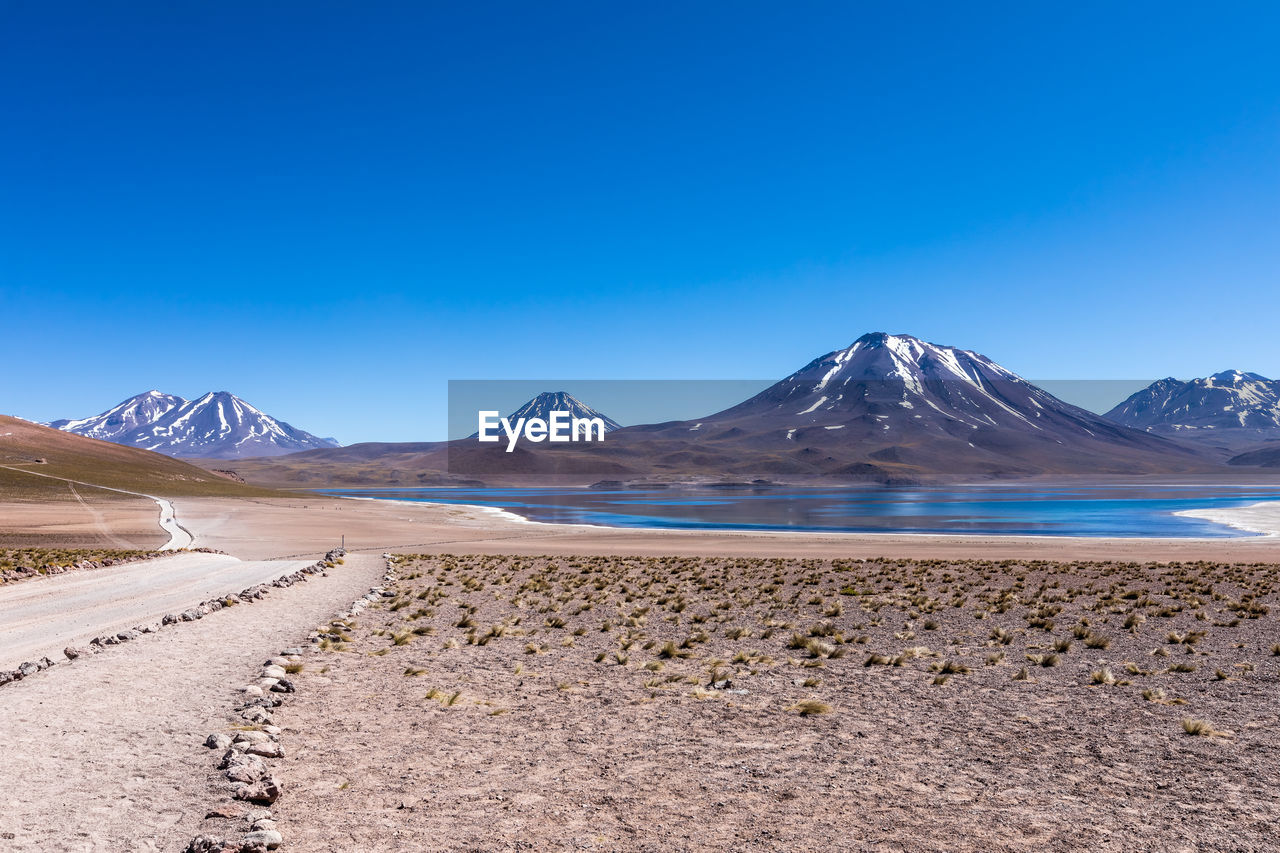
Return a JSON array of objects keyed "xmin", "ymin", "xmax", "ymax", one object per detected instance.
[
  {"xmin": 1105, "ymin": 371, "xmax": 1280, "ymax": 438},
  {"xmin": 713, "ymin": 332, "xmax": 1117, "ymax": 438},
  {"xmin": 614, "ymin": 332, "xmax": 1204, "ymax": 478},
  {"xmin": 50, "ymin": 391, "xmax": 339, "ymax": 459},
  {"xmin": 470, "ymin": 391, "xmax": 620, "ymax": 438},
  {"xmin": 48, "ymin": 390, "xmax": 183, "ymax": 442}
]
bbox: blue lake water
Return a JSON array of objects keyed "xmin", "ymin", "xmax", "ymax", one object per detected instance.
[{"xmin": 317, "ymin": 485, "xmax": 1280, "ymax": 538}]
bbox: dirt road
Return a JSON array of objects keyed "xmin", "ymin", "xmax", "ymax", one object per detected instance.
[
  {"xmin": 0, "ymin": 552, "xmax": 324, "ymax": 669},
  {"xmin": 0, "ymin": 553, "xmax": 383, "ymax": 852}
]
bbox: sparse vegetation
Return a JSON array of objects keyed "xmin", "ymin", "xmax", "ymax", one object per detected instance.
[{"xmin": 308, "ymin": 547, "xmax": 1279, "ymax": 842}]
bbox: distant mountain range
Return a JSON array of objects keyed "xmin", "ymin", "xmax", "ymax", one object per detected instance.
[
  {"xmin": 226, "ymin": 333, "xmax": 1237, "ymax": 487},
  {"xmin": 1106, "ymin": 371, "xmax": 1280, "ymax": 449},
  {"xmin": 587, "ymin": 332, "xmax": 1204, "ymax": 480},
  {"xmin": 49, "ymin": 391, "xmax": 339, "ymax": 460},
  {"xmin": 468, "ymin": 391, "xmax": 621, "ymax": 438}
]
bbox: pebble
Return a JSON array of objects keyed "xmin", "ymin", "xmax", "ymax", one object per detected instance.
[
  {"xmin": 233, "ymin": 730, "xmax": 271, "ymax": 744},
  {"xmin": 246, "ymin": 742, "xmax": 283, "ymax": 759},
  {"xmin": 204, "ymin": 805, "xmax": 241, "ymax": 819},
  {"xmin": 223, "ymin": 754, "xmax": 268, "ymax": 784},
  {"xmin": 234, "ymin": 777, "xmax": 281, "ymax": 804},
  {"xmin": 242, "ymin": 829, "xmax": 283, "ymax": 849}
]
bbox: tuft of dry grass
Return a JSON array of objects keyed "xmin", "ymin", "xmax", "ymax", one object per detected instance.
[
  {"xmin": 1181, "ymin": 718, "xmax": 1230, "ymax": 737},
  {"xmin": 790, "ymin": 699, "xmax": 832, "ymax": 716}
]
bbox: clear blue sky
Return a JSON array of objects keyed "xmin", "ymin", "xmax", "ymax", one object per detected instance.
[{"xmin": 3, "ymin": 2, "xmax": 1277, "ymax": 443}]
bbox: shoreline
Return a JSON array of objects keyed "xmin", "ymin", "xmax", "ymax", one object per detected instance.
[
  {"xmin": 1173, "ymin": 500, "xmax": 1280, "ymax": 539},
  {"xmin": 332, "ymin": 492, "xmax": 1280, "ymax": 543}
]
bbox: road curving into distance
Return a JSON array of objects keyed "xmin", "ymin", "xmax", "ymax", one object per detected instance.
[{"xmin": 0, "ymin": 463, "xmax": 193, "ymax": 549}]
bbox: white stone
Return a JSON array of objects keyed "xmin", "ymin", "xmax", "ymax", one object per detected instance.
[{"xmin": 242, "ymin": 829, "xmax": 282, "ymax": 849}]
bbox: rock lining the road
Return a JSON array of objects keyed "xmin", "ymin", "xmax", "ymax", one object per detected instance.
[
  {"xmin": 185, "ymin": 550, "xmax": 398, "ymax": 853},
  {"xmin": 0, "ymin": 546, "xmax": 230, "ymax": 587},
  {"xmin": 0, "ymin": 549, "xmax": 329, "ymax": 689}
]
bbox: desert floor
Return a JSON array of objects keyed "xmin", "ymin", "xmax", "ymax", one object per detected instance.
[
  {"xmin": 268, "ymin": 551, "xmax": 1280, "ymax": 853},
  {"xmin": 1, "ymin": 491, "xmax": 1278, "ymax": 851},
  {"xmin": 0, "ymin": 490, "xmax": 169, "ymax": 550}
]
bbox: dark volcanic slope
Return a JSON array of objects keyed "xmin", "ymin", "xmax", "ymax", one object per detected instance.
[
  {"xmin": 1229, "ymin": 444, "xmax": 1280, "ymax": 468},
  {"xmin": 1105, "ymin": 372, "xmax": 1280, "ymax": 452}
]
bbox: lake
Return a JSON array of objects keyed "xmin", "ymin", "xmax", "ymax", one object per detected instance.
[{"xmin": 317, "ymin": 484, "xmax": 1280, "ymax": 538}]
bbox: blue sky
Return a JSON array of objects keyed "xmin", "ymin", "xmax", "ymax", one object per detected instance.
[{"xmin": 2, "ymin": 2, "xmax": 1278, "ymax": 443}]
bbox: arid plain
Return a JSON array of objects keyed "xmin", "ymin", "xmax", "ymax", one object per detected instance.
[{"xmin": 2, "ymin": 483, "xmax": 1279, "ymax": 851}]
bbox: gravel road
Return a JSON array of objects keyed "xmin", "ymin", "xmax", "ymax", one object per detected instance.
[
  {"xmin": 0, "ymin": 553, "xmax": 383, "ymax": 852},
  {"xmin": 0, "ymin": 552, "xmax": 316, "ymax": 669}
]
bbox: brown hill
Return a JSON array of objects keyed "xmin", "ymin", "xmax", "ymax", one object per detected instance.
[{"xmin": 0, "ymin": 415, "xmax": 281, "ymax": 498}]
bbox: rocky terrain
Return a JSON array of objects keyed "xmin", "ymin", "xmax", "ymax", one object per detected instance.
[{"xmin": 270, "ymin": 551, "xmax": 1280, "ymax": 851}]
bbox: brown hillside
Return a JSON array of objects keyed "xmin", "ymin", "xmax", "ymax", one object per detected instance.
[{"xmin": 0, "ymin": 415, "xmax": 282, "ymax": 498}]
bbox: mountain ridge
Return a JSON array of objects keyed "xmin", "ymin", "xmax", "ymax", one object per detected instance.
[
  {"xmin": 1105, "ymin": 371, "xmax": 1280, "ymax": 453},
  {"xmin": 225, "ymin": 332, "xmax": 1221, "ymax": 486},
  {"xmin": 49, "ymin": 391, "xmax": 340, "ymax": 460}
]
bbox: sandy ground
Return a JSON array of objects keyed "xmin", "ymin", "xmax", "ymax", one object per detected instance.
[
  {"xmin": 0, "ymin": 553, "xmax": 316, "ymax": 669},
  {"xmin": 0, "ymin": 554, "xmax": 383, "ymax": 852},
  {"xmin": 0, "ymin": 492, "xmax": 167, "ymax": 550},
  {"xmin": 0, "ymin": 464, "xmax": 192, "ymax": 549},
  {"xmin": 275, "ymin": 552, "xmax": 1280, "ymax": 852}
]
